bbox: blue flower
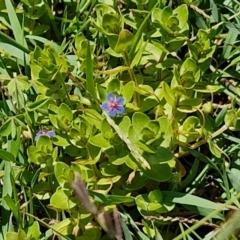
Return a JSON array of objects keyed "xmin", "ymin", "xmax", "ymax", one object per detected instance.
[
  {"xmin": 35, "ymin": 130, "xmax": 56, "ymax": 141},
  {"xmin": 100, "ymin": 93, "xmax": 125, "ymax": 117}
]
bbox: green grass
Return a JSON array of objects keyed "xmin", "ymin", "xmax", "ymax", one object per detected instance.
[{"xmin": 1, "ymin": 0, "xmax": 240, "ymax": 240}]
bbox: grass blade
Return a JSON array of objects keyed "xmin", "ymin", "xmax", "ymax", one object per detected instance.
[
  {"xmin": 4, "ymin": 0, "xmax": 28, "ymax": 48},
  {"xmin": 129, "ymin": 1, "xmax": 159, "ymax": 60},
  {"xmin": 223, "ymin": 31, "xmax": 238, "ymax": 59},
  {"xmin": 1, "ymin": 161, "xmax": 13, "ymax": 237},
  {"xmin": 161, "ymin": 191, "xmax": 227, "ymax": 213},
  {"xmin": 86, "ymin": 42, "xmax": 97, "ymax": 100},
  {"xmin": 0, "ymin": 31, "xmax": 30, "ymax": 54}
]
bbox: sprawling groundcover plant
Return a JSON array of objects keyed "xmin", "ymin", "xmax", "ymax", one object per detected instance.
[{"xmin": 2, "ymin": 0, "xmax": 240, "ymax": 239}]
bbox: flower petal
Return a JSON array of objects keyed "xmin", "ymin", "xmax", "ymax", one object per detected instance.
[
  {"xmin": 106, "ymin": 93, "xmax": 115, "ymax": 102},
  {"xmin": 116, "ymin": 106, "xmax": 125, "ymax": 115},
  {"xmin": 108, "ymin": 109, "xmax": 117, "ymax": 117},
  {"xmin": 116, "ymin": 96, "xmax": 124, "ymax": 105},
  {"xmin": 48, "ymin": 130, "xmax": 56, "ymax": 138},
  {"xmin": 35, "ymin": 130, "xmax": 44, "ymax": 141},
  {"xmin": 35, "ymin": 133, "xmax": 41, "ymax": 141},
  {"xmin": 101, "ymin": 102, "xmax": 110, "ymax": 111}
]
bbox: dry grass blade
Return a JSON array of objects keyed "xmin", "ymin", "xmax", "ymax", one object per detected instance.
[{"xmin": 103, "ymin": 112, "xmax": 151, "ymax": 170}]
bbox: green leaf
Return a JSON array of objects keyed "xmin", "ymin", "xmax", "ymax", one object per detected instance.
[
  {"xmin": 52, "ymin": 135, "xmax": 70, "ymax": 147},
  {"xmin": 153, "ymin": 7, "xmax": 174, "ymax": 34},
  {"xmin": 50, "ymin": 189, "xmax": 77, "ymax": 209},
  {"xmin": 166, "ymin": 37, "xmax": 187, "ymax": 52},
  {"xmin": 107, "ymin": 78, "xmax": 121, "ymax": 92},
  {"xmin": 102, "ymin": 13, "xmax": 121, "ymax": 34},
  {"xmin": 135, "ymin": 190, "xmax": 174, "ymax": 215},
  {"xmin": 142, "ymin": 164, "xmax": 172, "ymax": 182},
  {"xmin": 99, "ymin": 66, "xmax": 129, "ymax": 75},
  {"xmin": 0, "ymin": 119, "xmax": 13, "ymax": 136},
  {"xmin": 144, "ymin": 147, "xmax": 173, "ymax": 165},
  {"xmin": 161, "ymin": 7, "xmax": 172, "ymax": 25},
  {"xmin": 36, "ymin": 135, "xmax": 53, "ymax": 150},
  {"xmin": 53, "ymin": 218, "xmax": 73, "ymax": 236},
  {"xmin": 140, "ymin": 98, "xmax": 158, "ymax": 112},
  {"xmin": 146, "ymin": 42, "xmax": 166, "ymax": 61},
  {"xmin": 27, "ymin": 97, "xmax": 49, "ymax": 111},
  {"xmin": 135, "ymin": 195, "xmax": 150, "ymax": 212},
  {"xmin": 119, "ymin": 116, "xmax": 131, "ymax": 136},
  {"xmin": 32, "ymin": 182, "xmax": 51, "ymax": 200},
  {"xmin": 97, "ymin": 175, "xmax": 121, "ymax": 185},
  {"xmin": 232, "ymin": 117, "xmax": 240, "ymax": 131},
  {"xmin": 193, "ymin": 82, "xmax": 221, "ymax": 93},
  {"xmin": 0, "ymin": 150, "xmax": 15, "ymax": 162},
  {"xmin": 54, "ymin": 162, "xmax": 71, "ymax": 187},
  {"xmin": 89, "ymin": 191, "xmax": 135, "ymax": 204},
  {"xmin": 83, "ymin": 110, "xmax": 103, "ymax": 129},
  {"xmin": 132, "ymin": 112, "xmax": 150, "ymax": 134},
  {"xmin": 180, "ymin": 58, "xmax": 198, "ymax": 75},
  {"xmin": 106, "ymin": 34, "xmax": 119, "ymax": 51},
  {"xmin": 6, "ymin": 230, "xmax": 26, "ymax": 240},
  {"xmin": 75, "ymin": 227, "xmax": 101, "ymax": 240},
  {"xmin": 9, "ymin": 127, "xmax": 21, "ymax": 158},
  {"xmin": 27, "ymin": 221, "xmax": 41, "ymax": 240},
  {"xmin": 148, "ymin": 190, "xmax": 163, "ymax": 203},
  {"xmin": 32, "ymin": 24, "xmax": 49, "ymax": 35},
  {"xmin": 114, "ymin": 29, "xmax": 134, "ymax": 53},
  {"xmin": 132, "ymin": 0, "xmax": 148, "ymax": 4},
  {"xmin": 101, "ymin": 118, "xmax": 113, "ymax": 139},
  {"xmin": 208, "ymin": 139, "xmax": 221, "ymax": 158},
  {"xmin": 122, "ymin": 172, "xmax": 148, "ymax": 191},
  {"xmin": 86, "ymin": 42, "xmax": 97, "ymax": 100},
  {"xmin": 173, "ymin": 4, "xmax": 188, "ymax": 30},
  {"xmin": 179, "ymin": 116, "xmax": 201, "ymax": 142},
  {"xmin": 89, "ymin": 133, "xmax": 111, "ymax": 148},
  {"xmin": 125, "ymin": 153, "xmax": 139, "ymax": 170},
  {"xmin": 58, "ymin": 103, "xmax": 73, "ymax": 121},
  {"xmin": 158, "ymin": 116, "xmax": 173, "ymax": 148},
  {"xmin": 178, "ymin": 98, "xmax": 202, "ymax": 113},
  {"xmin": 225, "ymin": 110, "xmax": 237, "ymax": 128},
  {"xmin": 130, "ymin": 38, "xmax": 147, "ymax": 68},
  {"xmin": 182, "ymin": 116, "xmax": 200, "ymax": 131},
  {"xmin": 3, "ymin": 194, "xmax": 20, "ymax": 225},
  {"xmin": 7, "ymin": 75, "xmax": 29, "ymax": 94},
  {"xmin": 122, "ymin": 81, "xmax": 134, "ymax": 103},
  {"xmin": 162, "ymin": 81, "xmax": 176, "ymax": 107}
]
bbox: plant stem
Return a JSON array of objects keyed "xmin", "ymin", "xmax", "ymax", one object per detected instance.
[
  {"xmin": 156, "ymin": 52, "xmax": 167, "ymax": 82},
  {"xmin": 21, "ymin": 212, "xmax": 72, "ymax": 240},
  {"xmin": 173, "ymin": 192, "xmax": 240, "ymax": 240},
  {"xmin": 175, "ymin": 124, "xmax": 229, "ymax": 158},
  {"xmin": 86, "ymin": 143, "xmax": 101, "ymax": 179},
  {"xmin": 122, "ymin": 51, "xmax": 140, "ymax": 107}
]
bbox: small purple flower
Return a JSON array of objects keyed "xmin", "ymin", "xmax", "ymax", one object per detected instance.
[
  {"xmin": 100, "ymin": 93, "xmax": 125, "ymax": 117},
  {"xmin": 35, "ymin": 130, "xmax": 56, "ymax": 141}
]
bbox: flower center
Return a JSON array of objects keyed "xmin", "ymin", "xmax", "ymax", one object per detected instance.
[{"xmin": 109, "ymin": 101, "xmax": 118, "ymax": 109}]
